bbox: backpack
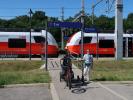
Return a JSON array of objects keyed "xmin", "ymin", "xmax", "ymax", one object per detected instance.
[{"xmin": 63, "ymin": 56, "xmax": 70, "ymax": 66}]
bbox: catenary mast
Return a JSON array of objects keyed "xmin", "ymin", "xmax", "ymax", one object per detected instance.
[{"xmin": 115, "ymin": 0, "xmax": 123, "ymax": 60}]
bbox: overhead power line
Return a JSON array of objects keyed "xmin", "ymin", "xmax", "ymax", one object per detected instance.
[{"xmin": 0, "ymin": 7, "xmax": 90, "ymax": 10}]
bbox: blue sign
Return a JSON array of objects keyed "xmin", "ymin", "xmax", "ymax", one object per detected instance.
[
  {"xmin": 64, "ymin": 36, "xmax": 69, "ymax": 40},
  {"xmin": 84, "ymin": 27, "xmax": 97, "ymax": 33},
  {"xmin": 48, "ymin": 22, "xmax": 82, "ymax": 28}
]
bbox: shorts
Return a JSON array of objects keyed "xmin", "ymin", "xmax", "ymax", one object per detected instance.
[{"xmin": 84, "ymin": 63, "xmax": 91, "ymax": 68}]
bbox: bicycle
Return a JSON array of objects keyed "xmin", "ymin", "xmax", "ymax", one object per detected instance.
[
  {"xmin": 59, "ymin": 57, "xmax": 73, "ymax": 90},
  {"xmin": 64, "ymin": 65, "xmax": 72, "ymax": 89}
]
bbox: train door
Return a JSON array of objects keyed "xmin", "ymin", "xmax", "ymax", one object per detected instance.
[
  {"xmin": 123, "ymin": 37, "xmax": 126, "ymax": 57},
  {"xmin": 99, "ymin": 39, "xmax": 114, "ymax": 56},
  {"xmin": 128, "ymin": 37, "xmax": 133, "ymax": 57},
  {"xmin": 123, "ymin": 37, "xmax": 133, "ymax": 57}
]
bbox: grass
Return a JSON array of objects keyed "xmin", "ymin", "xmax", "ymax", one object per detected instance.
[
  {"xmin": 0, "ymin": 61, "xmax": 51, "ymax": 86},
  {"xmin": 73, "ymin": 60, "xmax": 133, "ymax": 81}
]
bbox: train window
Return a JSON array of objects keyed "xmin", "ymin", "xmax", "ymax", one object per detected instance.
[
  {"xmin": 34, "ymin": 36, "xmax": 45, "ymax": 43},
  {"xmin": 79, "ymin": 37, "xmax": 92, "ymax": 44},
  {"xmin": 8, "ymin": 39, "xmax": 26, "ymax": 48},
  {"xmin": 99, "ymin": 40, "xmax": 114, "ymax": 48}
]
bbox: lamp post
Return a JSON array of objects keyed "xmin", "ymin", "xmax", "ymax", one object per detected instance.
[
  {"xmin": 61, "ymin": 7, "xmax": 64, "ymax": 50},
  {"xmin": 45, "ymin": 22, "xmax": 48, "ymax": 71},
  {"xmin": 81, "ymin": 0, "xmax": 85, "ymax": 83},
  {"xmin": 29, "ymin": 9, "xmax": 33, "ymax": 60}
]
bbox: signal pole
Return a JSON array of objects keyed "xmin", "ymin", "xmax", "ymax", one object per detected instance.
[
  {"xmin": 61, "ymin": 7, "xmax": 64, "ymax": 50},
  {"xmin": 45, "ymin": 28, "xmax": 48, "ymax": 71},
  {"xmin": 81, "ymin": 0, "xmax": 84, "ymax": 59},
  {"xmin": 92, "ymin": 0, "xmax": 94, "ymax": 25},
  {"xmin": 115, "ymin": 0, "xmax": 123, "ymax": 60},
  {"xmin": 81, "ymin": 0, "xmax": 85, "ymax": 83},
  {"xmin": 29, "ymin": 9, "xmax": 33, "ymax": 60}
]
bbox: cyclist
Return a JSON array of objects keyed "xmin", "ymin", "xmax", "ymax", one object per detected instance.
[
  {"xmin": 83, "ymin": 50, "xmax": 93, "ymax": 82},
  {"xmin": 61, "ymin": 53, "xmax": 72, "ymax": 76}
]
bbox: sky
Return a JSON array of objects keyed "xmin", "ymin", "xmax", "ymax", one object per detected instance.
[{"xmin": 0, "ymin": 0, "xmax": 132, "ymax": 20}]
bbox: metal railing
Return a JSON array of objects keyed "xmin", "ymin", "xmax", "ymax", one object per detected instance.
[
  {"xmin": 0, "ymin": 51, "xmax": 19, "ymax": 60},
  {"xmin": 0, "ymin": 51, "xmax": 18, "ymax": 57}
]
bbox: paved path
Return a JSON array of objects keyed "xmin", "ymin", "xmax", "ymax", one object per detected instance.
[
  {"xmin": 48, "ymin": 58, "xmax": 133, "ymax": 100},
  {"xmin": 0, "ymin": 84, "xmax": 52, "ymax": 100},
  {"xmin": 1, "ymin": 58, "xmax": 133, "ymax": 100}
]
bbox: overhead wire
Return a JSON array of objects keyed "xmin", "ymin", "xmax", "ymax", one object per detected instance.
[{"xmin": 0, "ymin": 1, "xmax": 116, "ymax": 19}]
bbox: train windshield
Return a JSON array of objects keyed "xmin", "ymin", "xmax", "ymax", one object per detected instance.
[{"xmin": 79, "ymin": 37, "xmax": 92, "ymax": 44}]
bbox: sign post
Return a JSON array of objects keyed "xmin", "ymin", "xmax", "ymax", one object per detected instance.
[
  {"xmin": 96, "ymin": 32, "xmax": 99, "ymax": 60},
  {"xmin": 45, "ymin": 22, "xmax": 48, "ymax": 71},
  {"xmin": 29, "ymin": 9, "xmax": 33, "ymax": 60}
]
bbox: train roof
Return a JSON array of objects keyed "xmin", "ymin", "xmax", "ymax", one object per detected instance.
[
  {"xmin": 0, "ymin": 30, "xmax": 58, "ymax": 47},
  {"xmin": 73, "ymin": 31, "xmax": 133, "ymax": 37},
  {"xmin": 0, "ymin": 31, "xmax": 42, "ymax": 36},
  {"xmin": 0, "ymin": 30, "xmax": 56, "ymax": 39},
  {"xmin": 66, "ymin": 31, "xmax": 133, "ymax": 46}
]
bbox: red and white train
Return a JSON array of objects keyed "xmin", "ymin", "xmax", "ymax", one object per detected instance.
[
  {"xmin": 66, "ymin": 31, "xmax": 133, "ymax": 57},
  {"xmin": 0, "ymin": 30, "xmax": 59, "ymax": 57}
]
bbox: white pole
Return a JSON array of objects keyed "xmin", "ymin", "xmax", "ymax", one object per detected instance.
[
  {"xmin": 42, "ymin": 28, "xmax": 48, "ymax": 71},
  {"xmin": 115, "ymin": 0, "xmax": 123, "ymax": 60},
  {"xmin": 81, "ymin": 0, "xmax": 84, "ymax": 58},
  {"xmin": 29, "ymin": 9, "xmax": 32, "ymax": 60},
  {"xmin": 81, "ymin": 0, "xmax": 85, "ymax": 83},
  {"xmin": 61, "ymin": 7, "xmax": 64, "ymax": 50}
]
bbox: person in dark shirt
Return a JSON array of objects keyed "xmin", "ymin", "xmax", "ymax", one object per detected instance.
[{"xmin": 60, "ymin": 52, "xmax": 74, "ymax": 78}]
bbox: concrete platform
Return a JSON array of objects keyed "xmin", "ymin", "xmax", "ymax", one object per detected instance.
[
  {"xmin": 48, "ymin": 58, "xmax": 133, "ymax": 100},
  {"xmin": 0, "ymin": 83, "xmax": 52, "ymax": 100}
]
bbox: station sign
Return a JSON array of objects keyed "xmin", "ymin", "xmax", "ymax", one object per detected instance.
[
  {"xmin": 48, "ymin": 22, "xmax": 82, "ymax": 28},
  {"xmin": 84, "ymin": 27, "xmax": 97, "ymax": 33}
]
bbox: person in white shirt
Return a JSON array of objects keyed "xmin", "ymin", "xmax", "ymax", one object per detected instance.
[{"xmin": 83, "ymin": 50, "xmax": 93, "ymax": 82}]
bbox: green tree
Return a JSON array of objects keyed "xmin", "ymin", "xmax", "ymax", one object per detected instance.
[
  {"xmin": 32, "ymin": 11, "xmax": 47, "ymax": 29},
  {"xmin": 13, "ymin": 15, "xmax": 29, "ymax": 28},
  {"xmin": 0, "ymin": 19, "xmax": 7, "ymax": 28},
  {"xmin": 126, "ymin": 13, "xmax": 133, "ymax": 30}
]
